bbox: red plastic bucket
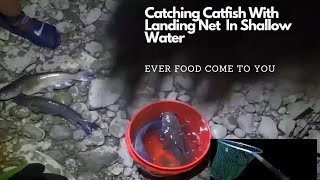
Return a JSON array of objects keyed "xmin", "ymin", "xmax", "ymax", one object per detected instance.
[{"xmin": 125, "ymin": 100, "xmax": 211, "ymax": 177}]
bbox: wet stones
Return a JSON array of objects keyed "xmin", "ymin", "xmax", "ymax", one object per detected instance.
[
  {"xmin": 77, "ymin": 145, "xmax": 119, "ymax": 172},
  {"xmin": 49, "ymin": 125, "xmax": 71, "ymax": 140}
]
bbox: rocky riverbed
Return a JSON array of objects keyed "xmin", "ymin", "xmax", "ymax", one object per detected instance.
[{"xmin": 0, "ymin": 0, "xmax": 320, "ymax": 179}]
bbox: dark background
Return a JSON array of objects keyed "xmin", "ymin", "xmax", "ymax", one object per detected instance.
[{"xmin": 209, "ymin": 139, "xmax": 317, "ymax": 180}]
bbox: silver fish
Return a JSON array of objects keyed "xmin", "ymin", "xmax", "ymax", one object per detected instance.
[
  {"xmin": 14, "ymin": 94, "xmax": 99, "ymax": 135},
  {"xmin": 0, "ymin": 71, "xmax": 94, "ymax": 100}
]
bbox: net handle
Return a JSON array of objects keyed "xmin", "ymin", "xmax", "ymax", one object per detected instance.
[{"xmin": 252, "ymin": 153, "xmax": 291, "ymax": 180}]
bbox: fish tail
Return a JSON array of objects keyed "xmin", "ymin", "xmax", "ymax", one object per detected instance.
[
  {"xmin": 79, "ymin": 120, "xmax": 100, "ymax": 135},
  {"xmin": 75, "ymin": 70, "xmax": 96, "ymax": 82}
]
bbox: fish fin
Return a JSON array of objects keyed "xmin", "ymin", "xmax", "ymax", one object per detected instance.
[
  {"xmin": 75, "ymin": 70, "xmax": 96, "ymax": 82},
  {"xmin": 79, "ymin": 120, "xmax": 100, "ymax": 135}
]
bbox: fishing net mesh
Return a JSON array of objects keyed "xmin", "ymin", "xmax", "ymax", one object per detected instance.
[{"xmin": 210, "ymin": 140, "xmax": 262, "ymax": 180}]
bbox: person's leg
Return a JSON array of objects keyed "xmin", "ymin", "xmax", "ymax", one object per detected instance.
[
  {"xmin": 0, "ymin": 0, "xmax": 60, "ymax": 49},
  {"xmin": 0, "ymin": 0, "xmax": 21, "ymax": 17}
]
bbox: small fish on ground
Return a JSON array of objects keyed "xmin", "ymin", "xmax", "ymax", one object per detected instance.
[
  {"xmin": 13, "ymin": 94, "xmax": 99, "ymax": 135},
  {"xmin": 0, "ymin": 70, "xmax": 95, "ymax": 100},
  {"xmin": 134, "ymin": 119, "xmax": 162, "ymax": 162}
]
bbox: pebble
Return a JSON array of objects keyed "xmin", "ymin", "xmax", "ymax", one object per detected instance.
[
  {"xmin": 269, "ymin": 92, "xmax": 282, "ymax": 110},
  {"xmin": 50, "ymin": 0, "xmax": 70, "ymax": 9},
  {"xmin": 107, "ymin": 104, "xmax": 119, "ymax": 112},
  {"xmin": 105, "ymin": 0, "xmax": 118, "ymax": 11},
  {"xmin": 21, "ymin": 124, "xmax": 46, "ymax": 141},
  {"xmin": 118, "ymin": 138, "xmax": 133, "ymax": 167},
  {"xmin": 53, "ymin": 91, "xmax": 73, "ymax": 106},
  {"xmin": 194, "ymin": 103, "xmax": 218, "ymax": 122},
  {"xmin": 77, "ymin": 146, "xmax": 119, "ymax": 172},
  {"xmin": 258, "ymin": 116, "xmax": 278, "ymax": 139},
  {"xmin": 109, "ymin": 112, "xmax": 130, "ymax": 138},
  {"xmin": 278, "ymin": 107, "xmax": 287, "ymax": 114},
  {"xmin": 107, "ymin": 110, "xmax": 116, "ymax": 118},
  {"xmin": 73, "ymin": 129, "xmax": 86, "ymax": 141},
  {"xmin": 211, "ymin": 124, "xmax": 227, "ymax": 139},
  {"xmin": 234, "ymin": 128, "xmax": 246, "ymax": 138},
  {"xmin": 178, "ymin": 95, "xmax": 191, "ymax": 102},
  {"xmin": 245, "ymin": 85, "xmax": 264, "ymax": 103},
  {"xmin": 48, "ymin": 9, "xmax": 64, "ymax": 21},
  {"xmin": 78, "ymin": 172, "xmax": 99, "ymax": 180},
  {"xmin": 124, "ymin": 167, "xmax": 133, "ymax": 176},
  {"xmin": 212, "ymin": 116, "xmax": 223, "ymax": 124},
  {"xmin": 110, "ymin": 165, "xmax": 123, "ymax": 176},
  {"xmin": 174, "ymin": 75, "xmax": 193, "ymax": 89},
  {"xmin": 228, "ymin": 93, "xmax": 247, "ymax": 107},
  {"xmin": 166, "ymin": 92, "xmax": 178, "ymax": 100},
  {"xmin": 9, "ymin": 105, "xmax": 31, "ymax": 119},
  {"xmin": 278, "ymin": 115, "xmax": 296, "ymax": 135},
  {"xmin": 38, "ymin": 0, "xmax": 49, "ymax": 8},
  {"xmin": 244, "ymin": 104, "xmax": 255, "ymax": 113},
  {"xmin": 222, "ymin": 115, "xmax": 237, "ymax": 131},
  {"xmin": 83, "ymin": 130, "xmax": 105, "ymax": 146},
  {"xmin": 49, "ymin": 125, "xmax": 71, "ymax": 140},
  {"xmin": 287, "ymin": 101, "xmax": 310, "ymax": 119},
  {"xmin": 78, "ymin": 1, "xmax": 87, "ymax": 13},
  {"xmin": 85, "ymin": 41, "xmax": 103, "ymax": 57},
  {"xmin": 237, "ymin": 114, "xmax": 254, "ymax": 133},
  {"xmin": 87, "ymin": 78, "xmax": 124, "ymax": 110},
  {"xmin": 0, "ymin": 29, "xmax": 10, "ymax": 41},
  {"xmin": 83, "ymin": 24, "xmax": 96, "ymax": 33},
  {"xmin": 224, "ymin": 135, "xmax": 239, "ymax": 139},
  {"xmin": 45, "ymin": 150, "xmax": 65, "ymax": 164},
  {"xmin": 55, "ymin": 22, "xmax": 76, "ymax": 34},
  {"xmin": 160, "ymin": 76, "xmax": 174, "ymax": 91},
  {"xmin": 80, "ymin": 8, "xmax": 102, "ymax": 25}
]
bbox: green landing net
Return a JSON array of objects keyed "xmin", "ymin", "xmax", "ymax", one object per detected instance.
[{"xmin": 210, "ymin": 139, "xmax": 263, "ymax": 180}]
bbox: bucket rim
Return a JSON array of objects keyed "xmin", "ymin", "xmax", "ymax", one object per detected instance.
[
  {"xmin": 126, "ymin": 99, "xmax": 211, "ymax": 171},
  {"xmin": 218, "ymin": 139, "xmax": 263, "ymax": 154}
]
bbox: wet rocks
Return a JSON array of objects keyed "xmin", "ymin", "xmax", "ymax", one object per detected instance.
[
  {"xmin": 118, "ymin": 138, "xmax": 133, "ymax": 167},
  {"xmin": 53, "ymin": 91, "xmax": 73, "ymax": 106},
  {"xmin": 287, "ymin": 101, "xmax": 310, "ymax": 119},
  {"xmin": 78, "ymin": 145, "xmax": 119, "ymax": 172},
  {"xmin": 269, "ymin": 92, "xmax": 282, "ymax": 110},
  {"xmin": 78, "ymin": 172, "xmax": 99, "ymax": 180},
  {"xmin": 222, "ymin": 115, "xmax": 237, "ymax": 131},
  {"xmin": 167, "ymin": 92, "xmax": 178, "ymax": 100},
  {"xmin": 160, "ymin": 76, "xmax": 174, "ymax": 91},
  {"xmin": 49, "ymin": 125, "xmax": 71, "ymax": 140},
  {"xmin": 211, "ymin": 124, "xmax": 227, "ymax": 139},
  {"xmin": 0, "ymin": 29, "xmax": 10, "ymax": 41},
  {"xmin": 278, "ymin": 115, "xmax": 296, "ymax": 135},
  {"xmin": 174, "ymin": 75, "xmax": 193, "ymax": 89},
  {"xmin": 87, "ymin": 77, "xmax": 124, "ymax": 110},
  {"xmin": 83, "ymin": 130, "xmax": 105, "ymax": 146},
  {"xmin": 73, "ymin": 129, "xmax": 86, "ymax": 140},
  {"xmin": 234, "ymin": 128, "xmax": 246, "ymax": 138},
  {"xmin": 80, "ymin": 8, "xmax": 102, "ymax": 25},
  {"xmin": 246, "ymin": 85, "xmax": 264, "ymax": 103},
  {"xmin": 21, "ymin": 124, "xmax": 46, "ymax": 141},
  {"xmin": 109, "ymin": 113, "xmax": 130, "ymax": 138},
  {"xmin": 258, "ymin": 116, "xmax": 278, "ymax": 139},
  {"xmin": 9, "ymin": 105, "xmax": 31, "ymax": 119},
  {"xmin": 2, "ymin": 46, "xmax": 37, "ymax": 74},
  {"xmin": 244, "ymin": 104, "xmax": 255, "ymax": 113},
  {"xmin": 237, "ymin": 114, "xmax": 254, "ymax": 133},
  {"xmin": 85, "ymin": 41, "xmax": 103, "ymax": 57},
  {"xmin": 178, "ymin": 95, "xmax": 191, "ymax": 102},
  {"xmin": 55, "ymin": 22, "xmax": 76, "ymax": 34},
  {"xmin": 50, "ymin": 0, "xmax": 70, "ymax": 10}
]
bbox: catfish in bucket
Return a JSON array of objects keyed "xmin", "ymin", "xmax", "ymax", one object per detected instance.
[{"xmin": 159, "ymin": 112, "xmax": 190, "ymax": 166}]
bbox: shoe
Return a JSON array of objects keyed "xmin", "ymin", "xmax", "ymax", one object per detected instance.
[{"xmin": 0, "ymin": 13, "xmax": 60, "ymax": 49}]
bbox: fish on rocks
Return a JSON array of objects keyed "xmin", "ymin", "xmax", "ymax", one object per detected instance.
[
  {"xmin": 0, "ymin": 71, "xmax": 95, "ymax": 100},
  {"xmin": 14, "ymin": 94, "xmax": 99, "ymax": 135}
]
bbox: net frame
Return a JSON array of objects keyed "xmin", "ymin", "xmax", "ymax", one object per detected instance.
[{"xmin": 210, "ymin": 139, "xmax": 263, "ymax": 180}]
